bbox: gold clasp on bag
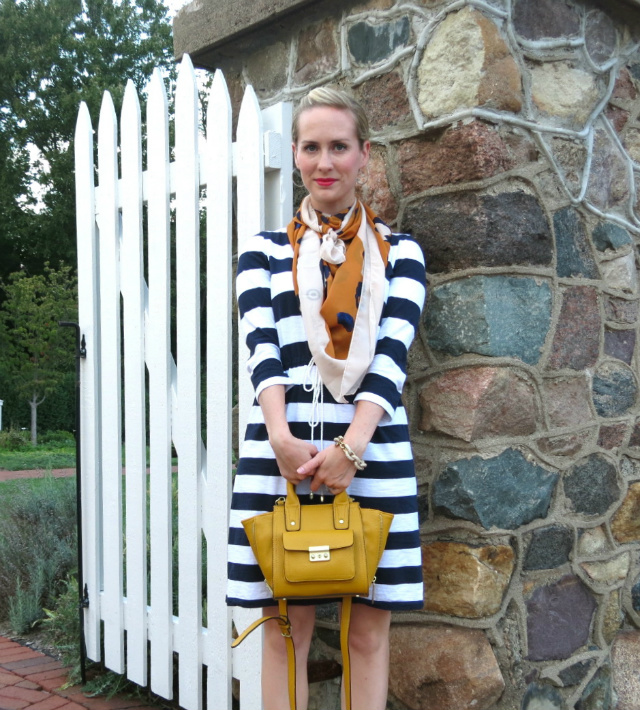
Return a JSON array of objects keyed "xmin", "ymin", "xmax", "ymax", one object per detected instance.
[{"xmin": 308, "ymin": 545, "xmax": 330, "ymax": 562}]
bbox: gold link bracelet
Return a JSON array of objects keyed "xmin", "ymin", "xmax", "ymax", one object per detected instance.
[{"xmin": 334, "ymin": 435, "xmax": 367, "ymax": 471}]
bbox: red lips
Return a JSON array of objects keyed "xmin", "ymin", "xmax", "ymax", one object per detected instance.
[{"xmin": 315, "ymin": 178, "xmax": 337, "ymax": 186}]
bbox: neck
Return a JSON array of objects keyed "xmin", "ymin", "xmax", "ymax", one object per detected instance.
[{"xmin": 308, "ymin": 197, "xmax": 358, "ymax": 216}]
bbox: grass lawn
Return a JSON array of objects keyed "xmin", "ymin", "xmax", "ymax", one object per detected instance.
[
  {"xmin": 0, "ymin": 447, "xmax": 76, "ymax": 471},
  {"xmin": 0, "ymin": 447, "xmax": 183, "ymax": 472}
]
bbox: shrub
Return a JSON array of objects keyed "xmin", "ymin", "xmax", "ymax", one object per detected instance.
[
  {"xmin": 9, "ymin": 567, "xmax": 47, "ymax": 634},
  {"xmin": 0, "ymin": 476, "xmax": 77, "ymax": 629},
  {"xmin": 39, "ymin": 430, "xmax": 76, "ymax": 448},
  {"xmin": 43, "ymin": 579, "xmax": 159, "ymax": 701},
  {"xmin": 0, "ymin": 429, "xmax": 30, "ymax": 451},
  {"xmin": 41, "ymin": 578, "xmax": 82, "ymax": 681}
]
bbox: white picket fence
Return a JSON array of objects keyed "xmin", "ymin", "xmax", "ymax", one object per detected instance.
[{"xmin": 74, "ymin": 54, "xmax": 293, "ymax": 710}]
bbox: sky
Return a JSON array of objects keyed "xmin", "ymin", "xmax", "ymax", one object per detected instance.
[{"xmin": 164, "ymin": 0, "xmax": 191, "ymax": 19}]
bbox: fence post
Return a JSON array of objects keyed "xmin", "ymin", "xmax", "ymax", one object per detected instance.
[{"xmin": 262, "ymin": 101, "xmax": 293, "ymax": 230}]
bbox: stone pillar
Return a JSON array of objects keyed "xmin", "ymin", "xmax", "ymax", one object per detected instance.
[{"xmin": 180, "ymin": 0, "xmax": 640, "ymax": 706}]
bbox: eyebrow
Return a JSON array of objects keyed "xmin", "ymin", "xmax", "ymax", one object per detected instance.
[{"xmin": 300, "ymin": 138, "xmax": 353, "ymax": 144}]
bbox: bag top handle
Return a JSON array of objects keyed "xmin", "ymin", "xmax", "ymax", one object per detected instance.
[{"xmin": 285, "ymin": 482, "xmax": 351, "ymax": 530}]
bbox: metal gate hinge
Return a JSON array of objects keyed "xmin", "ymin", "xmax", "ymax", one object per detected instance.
[{"xmin": 80, "ymin": 584, "xmax": 89, "ymax": 609}]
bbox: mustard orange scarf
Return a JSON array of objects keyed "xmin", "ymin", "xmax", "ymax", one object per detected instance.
[{"xmin": 287, "ymin": 199, "xmax": 390, "ymax": 361}]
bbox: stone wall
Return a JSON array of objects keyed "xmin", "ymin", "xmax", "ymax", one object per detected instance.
[{"xmin": 178, "ymin": 0, "xmax": 640, "ymax": 708}]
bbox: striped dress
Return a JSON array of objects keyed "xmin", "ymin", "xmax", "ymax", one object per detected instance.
[{"xmin": 227, "ymin": 227, "xmax": 426, "ymax": 610}]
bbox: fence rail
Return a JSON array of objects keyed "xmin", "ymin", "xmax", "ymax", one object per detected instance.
[{"xmin": 75, "ymin": 54, "xmax": 293, "ymax": 710}]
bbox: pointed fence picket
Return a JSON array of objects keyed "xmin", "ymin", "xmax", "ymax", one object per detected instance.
[
  {"xmin": 203, "ymin": 69, "xmax": 233, "ymax": 709},
  {"xmin": 96, "ymin": 88, "xmax": 125, "ymax": 675},
  {"xmin": 75, "ymin": 54, "xmax": 293, "ymax": 710},
  {"xmin": 121, "ymin": 80, "xmax": 148, "ymax": 687},
  {"xmin": 74, "ymin": 102, "xmax": 101, "ymax": 665},
  {"xmin": 145, "ymin": 67, "xmax": 174, "ymax": 701}
]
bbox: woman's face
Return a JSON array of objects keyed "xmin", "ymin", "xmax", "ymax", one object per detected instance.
[{"xmin": 293, "ymin": 106, "xmax": 370, "ymax": 215}]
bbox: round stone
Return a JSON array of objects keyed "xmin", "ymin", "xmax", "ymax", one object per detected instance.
[
  {"xmin": 592, "ymin": 361, "xmax": 638, "ymax": 417},
  {"xmin": 564, "ymin": 454, "xmax": 621, "ymax": 517}
]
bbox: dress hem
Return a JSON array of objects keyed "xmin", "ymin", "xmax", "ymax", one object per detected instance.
[{"xmin": 226, "ymin": 596, "xmax": 424, "ymax": 612}]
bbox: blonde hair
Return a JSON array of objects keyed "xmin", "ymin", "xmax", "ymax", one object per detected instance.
[{"xmin": 292, "ymin": 87, "xmax": 369, "ymax": 147}]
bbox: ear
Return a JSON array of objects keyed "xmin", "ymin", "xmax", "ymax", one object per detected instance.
[
  {"xmin": 292, "ymin": 142, "xmax": 299, "ymax": 169},
  {"xmin": 360, "ymin": 140, "xmax": 371, "ymax": 169}
]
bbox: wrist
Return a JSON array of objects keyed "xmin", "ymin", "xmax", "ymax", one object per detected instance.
[
  {"xmin": 334, "ymin": 436, "xmax": 367, "ymax": 471},
  {"xmin": 342, "ymin": 433, "xmax": 368, "ymax": 459},
  {"xmin": 267, "ymin": 423, "xmax": 292, "ymax": 447}
]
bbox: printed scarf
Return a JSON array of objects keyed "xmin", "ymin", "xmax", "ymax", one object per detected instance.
[{"xmin": 286, "ymin": 195, "xmax": 391, "ymax": 402}]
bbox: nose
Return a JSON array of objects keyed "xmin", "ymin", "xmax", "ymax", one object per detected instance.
[{"xmin": 318, "ymin": 148, "xmax": 332, "ymax": 171}]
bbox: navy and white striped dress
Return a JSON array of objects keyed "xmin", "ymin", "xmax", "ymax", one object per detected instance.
[{"xmin": 227, "ymin": 227, "xmax": 426, "ymax": 611}]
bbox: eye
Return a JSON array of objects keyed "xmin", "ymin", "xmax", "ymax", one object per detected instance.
[
  {"xmin": 303, "ymin": 144, "xmax": 318, "ymax": 153},
  {"xmin": 334, "ymin": 143, "xmax": 348, "ymax": 152}
]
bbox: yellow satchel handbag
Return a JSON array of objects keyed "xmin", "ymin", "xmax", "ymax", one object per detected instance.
[{"xmin": 232, "ymin": 481, "xmax": 394, "ymax": 710}]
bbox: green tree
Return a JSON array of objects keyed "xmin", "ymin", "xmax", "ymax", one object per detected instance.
[
  {"xmin": 0, "ymin": 0, "xmax": 174, "ymax": 283},
  {"xmin": 0, "ymin": 265, "xmax": 78, "ymax": 444}
]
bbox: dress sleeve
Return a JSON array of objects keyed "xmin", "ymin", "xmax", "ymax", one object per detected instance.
[
  {"xmin": 354, "ymin": 236, "xmax": 426, "ymax": 421},
  {"xmin": 236, "ymin": 233, "xmax": 293, "ymax": 398}
]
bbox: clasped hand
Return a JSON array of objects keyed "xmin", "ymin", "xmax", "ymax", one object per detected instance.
[{"xmin": 270, "ymin": 431, "xmax": 357, "ymax": 494}]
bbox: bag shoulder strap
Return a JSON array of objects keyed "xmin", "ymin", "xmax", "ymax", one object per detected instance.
[
  {"xmin": 341, "ymin": 597, "xmax": 353, "ymax": 710},
  {"xmin": 232, "ymin": 599, "xmax": 297, "ymax": 710},
  {"xmin": 232, "ymin": 597, "xmax": 354, "ymax": 710}
]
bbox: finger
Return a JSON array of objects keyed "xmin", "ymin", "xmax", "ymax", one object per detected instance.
[{"xmin": 296, "ymin": 451, "xmax": 323, "ymax": 476}]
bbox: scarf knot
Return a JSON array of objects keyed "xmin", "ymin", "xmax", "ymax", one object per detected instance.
[{"xmin": 319, "ymin": 228, "xmax": 346, "ymax": 264}]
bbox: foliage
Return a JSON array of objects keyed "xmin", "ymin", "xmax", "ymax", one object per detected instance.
[
  {"xmin": 0, "ymin": 264, "xmax": 77, "ymax": 444},
  {"xmin": 1, "ymin": 469, "xmax": 213, "ymax": 704},
  {"xmin": 2, "ymin": 370, "xmax": 77, "ymax": 434},
  {"xmin": 9, "ymin": 566, "xmax": 50, "ymax": 634},
  {"xmin": 0, "ymin": 448, "xmax": 76, "ymax": 471},
  {"xmin": 0, "ymin": 0, "xmax": 176, "ymax": 441},
  {"xmin": 30, "ymin": 370, "xmax": 76, "ymax": 433},
  {"xmin": 0, "ymin": 475, "xmax": 77, "ymax": 627},
  {"xmin": 82, "ymin": 666, "xmax": 147, "ymax": 700},
  {"xmin": 39, "ymin": 430, "xmax": 76, "ymax": 447},
  {"xmin": 41, "ymin": 578, "xmax": 82, "ymax": 681},
  {"xmin": 42, "ymin": 580, "xmax": 160, "ymax": 700},
  {"xmin": 0, "ymin": 429, "xmax": 30, "ymax": 451},
  {"xmin": 0, "ymin": 0, "xmax": 175, "ymax": 284}
]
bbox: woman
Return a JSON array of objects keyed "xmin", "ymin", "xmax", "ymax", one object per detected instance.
[{"xmin": 227, "ymin": 87, "xmax": 426, "ymax": 710}]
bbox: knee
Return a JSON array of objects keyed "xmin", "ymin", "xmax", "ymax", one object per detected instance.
[
  {"xmin": 263, "ymin": 619, "xmax": 290, "ymax": 656},
  {"xmin": 348, "ymin": 622, "xmax": 389, "ymax": 658},
  {"xmin": 263, "ymin": 608, "xmax": 315, "ymax": 658}
]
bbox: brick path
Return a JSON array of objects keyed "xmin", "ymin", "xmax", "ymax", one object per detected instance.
[
  {"xmin": 0, "ymin": 469, "xmax": 75, "ymax": 483},
  {"xmin": 0, "ymin": 636, "xmax": 159, "ymax": 710},
  {"xmin": 0, "ymin": 469, "xmax": 160, "ymax": 710}
]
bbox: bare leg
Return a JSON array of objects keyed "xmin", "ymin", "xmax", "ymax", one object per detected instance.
[
  {"xmin": 341, "ymin": 603, "xmax": 391, "ymax": 710},
  {"xmin": 262, "ymin": 604, "xmax": 316, "ymax": 710}
]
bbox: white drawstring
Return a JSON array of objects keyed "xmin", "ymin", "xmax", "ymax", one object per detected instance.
[
  {"xmin": 303, "ymin": 358, "xmax": 324, "ymax": 450},
  {"xmin": 303, "ymin": 358, "xmax": 327, "ymax": 499}
]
